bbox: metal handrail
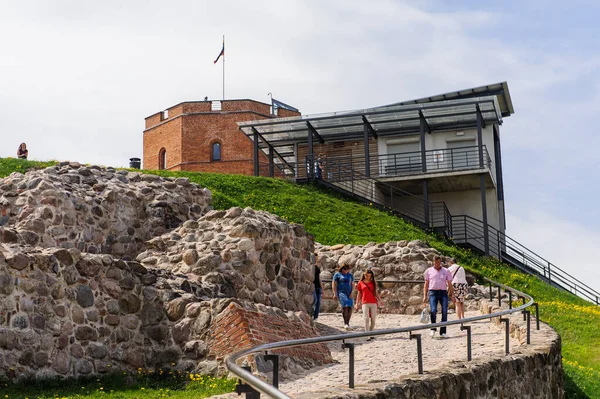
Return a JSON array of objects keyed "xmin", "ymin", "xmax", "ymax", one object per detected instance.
[
  {"xmin": 452, "ymin": 214, "xmax": 600, "ymax": 305},
  {"xmin": 308, "ymin": 156, "xmax": 452, "ymax": 237},
  {"xmin": 294, "ymin": 146, "xmax": 494, "ymax": 182},
  {"xmin": 502, "ymin": 242, "xmax": 599, "ymax": 303},
  {"xmin": 226, "ymin": 277, "xmax": 535, "ymax": 399},
  {"xmin": 316, "ymin": 166, "xmax": 428, "ymax": 226},
  {"xmin": 377, "ymin": 145, "xmax": 494, "ymax": 180}
]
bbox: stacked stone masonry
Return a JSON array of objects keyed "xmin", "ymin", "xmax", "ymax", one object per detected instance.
[
  {"xmin": 137, "ymin": 207, "xmax": 316, "ymax": 314},
  {"xmin": 0, "ymin": 162, "xmax": 211, "ymax": 259},
  {"xmin": 0, "ymin": 164, "xmax": 324, "ymax": 379}
]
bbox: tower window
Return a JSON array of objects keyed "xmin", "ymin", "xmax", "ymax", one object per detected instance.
[
  {"xmin": 158, "ymin": 148, "xmax": 167, "ymax": 170},
  {"xmin": 212, "ymin": 142, "xmax": 221, "ymax": 161}
]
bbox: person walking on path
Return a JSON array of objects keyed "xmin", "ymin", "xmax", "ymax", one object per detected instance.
[
  {"xmin": 423, "ymin": 255, "xmax": 454, "ymax": 338},
  {"xmin": 312, "ymin": 256, "xmax": 324, "ymax": 322},
  {"xmin": 332, "ymin": 264, "xmax": 355, "ymax": 330},
  {"xmin": 447, "ymin": 259, "xmax": 468, "ymax": 320},
  {"xmin": 355, "ymin": 269, "xmax": 382, "ymax": 340},
  {"xmin": 17, "ymin": 143, "xmax": 28, "ymax": 159}
]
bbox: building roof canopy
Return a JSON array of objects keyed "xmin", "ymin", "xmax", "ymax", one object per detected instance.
[
  {"xmin": 239, "ymin": 96, "xmax": 503, "ymax": 156},
  {"xmin": 392, "ymin": 81, "xmax": 514, "ymax": 117}
]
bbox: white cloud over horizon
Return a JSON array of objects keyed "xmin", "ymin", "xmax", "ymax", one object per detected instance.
[{"xmin": 1, "ymin": 0, "xmax": 598, "ymax": 293}]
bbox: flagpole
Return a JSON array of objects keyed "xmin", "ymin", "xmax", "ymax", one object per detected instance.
[{"xmin": 222, "ymin": 35, "xmax": 225, "ymax": 101}]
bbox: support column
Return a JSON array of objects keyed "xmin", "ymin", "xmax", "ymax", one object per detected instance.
[
  {"xmin": 477, "ymin": 106, "xmax": 488, "ymax": 255},
  {"xmin": 480, "ymin": 174, "xmax": 489, "ymax": 255},
  {"xmin": 423, "ymin": 180, "xmax": 429, "ymax": 228},
  {"xmin": 307, "ymin": 125, "xmax": 314, "ymax": 179},
  {"xmin": 476, "ymin": 107, "xmax": 484, "ymax": 168},
  {"xmin": 420, "ymin": 114, "xmax": 427, "ymax": 172},
  {"xmin": 364, "ymin": 121, "xmax": 370, "ymax": 177},
  {"xmin": 494, "ymin": 125, "xmax": 506, "ymax": 230},
  {"xmin": 268, "ymin": 146, "xmax": 274, "ymax": 177},
  {"xmin": 253, "ymin": 129, "xmax": 259, "ymax": 177}
]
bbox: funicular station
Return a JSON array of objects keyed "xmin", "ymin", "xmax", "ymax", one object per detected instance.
[{"xmin": 239, "ymin": 83, "xmax": 514, "ymax": 259}]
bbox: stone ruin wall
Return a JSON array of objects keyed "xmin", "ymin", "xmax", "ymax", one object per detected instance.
[
  {"xmin": 0, "ymin": 162, "xmax": 211, "ymax": 259},
  {"xmin": 137, "ymin": 206, "xmax": 316, "ymax": 314},
  {"xmin": 0, "ymin": 164, "xmax": 324, "ymax": 380}
]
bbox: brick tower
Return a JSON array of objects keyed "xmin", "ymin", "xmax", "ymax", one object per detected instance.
[{"xmin": 143, "ymin": 99, "xmax": 300, "ymax": 174}]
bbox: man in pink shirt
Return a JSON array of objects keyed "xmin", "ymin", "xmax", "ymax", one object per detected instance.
[{"xmin": 423, "ymin": 255, "xmax": 454, "ymax": 338}]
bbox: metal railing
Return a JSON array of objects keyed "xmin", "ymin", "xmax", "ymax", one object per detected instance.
[
  {"xmin": 451, "ymin": 215, "xmax": 600, "ymax": 305},
  {"xmin": 294, "ymin": 145, "xmax": 494, "ymax": 182},
  {"xmin": 227, "ymin": 278, "xmax": 538, "ymax": 398},
  {"xmin": 451, "ymin": 214, "xmax": 502, "ymax": 258},
  {"xmin": 262, "ymin": 145, "xmax": 494, "ymax": 184},
  {"xmin": 377, "ymin": 145, "xmax": 494, "ymax": 182},
  {"xmin": 309, "ymin": 160, "xmax": 452, "ymax": 237}
]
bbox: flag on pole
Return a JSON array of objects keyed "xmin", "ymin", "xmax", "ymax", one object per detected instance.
[
  {"xmin": 214, "ymin": 42, "xmax": 224, "ymax": 64},
  {"xmin": 272, "ymin": 98, "xmax": 299, "ymax": 112}
]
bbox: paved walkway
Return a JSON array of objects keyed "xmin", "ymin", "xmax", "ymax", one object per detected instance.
[
  {"xmin": 277, "ymin": 310, "xmax": 520, "ymax": 397},
  {"xmin": 218, "ymin": 308, "xmax": 543, "ymax": 398}
]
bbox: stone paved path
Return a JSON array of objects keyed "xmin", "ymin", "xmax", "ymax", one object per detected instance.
[
  {"xmin": 277, "ymin": 310, "xmax": 520, "ymax": 397},
  {"xmin": 218, "ymin": 309, "xmax": 540, "ymax": 398}
]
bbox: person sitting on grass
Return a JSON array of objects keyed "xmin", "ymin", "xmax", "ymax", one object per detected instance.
[{"xmin": 17, "ymin": 142, "xmax": 28, "ymax": 159}]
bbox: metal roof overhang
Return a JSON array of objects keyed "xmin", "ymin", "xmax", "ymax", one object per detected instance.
[
  {"xmin": 393, "ymin": 81, "xmax": 514, "ymax": 117},
  {"xmin": 239, "ymin": 96, "xmax": 503, "ymax": 164}
]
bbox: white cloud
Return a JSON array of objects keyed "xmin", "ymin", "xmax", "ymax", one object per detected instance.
[{"xmin": 506, "ymin": 210, "xmax": 600, "ymax": 299}]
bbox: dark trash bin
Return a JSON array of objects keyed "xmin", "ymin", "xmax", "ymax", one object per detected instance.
[{"xmin": 129, "ymin": 158, "xmax": 141, "ymax": 169}]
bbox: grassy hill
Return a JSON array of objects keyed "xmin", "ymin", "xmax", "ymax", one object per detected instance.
[{"xmin": 1, "ymin": 158, "xmax": 599, "ymax": 398}]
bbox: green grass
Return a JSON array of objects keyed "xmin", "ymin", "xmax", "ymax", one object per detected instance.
[
  {"xmin": 2, "ymin": 159, "xmax": 600, "ymax": 397},
  {"xmin": 0, "ymin": 157, "xmax": 56, "ymax": 177},
  {"xmin": 0, "ymin": 370, "xmax": 236, "ymax": 399}
]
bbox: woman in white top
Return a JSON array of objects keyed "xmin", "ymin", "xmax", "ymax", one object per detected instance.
[{"xmin": 447, "ymin": 259, "xmax": 468, "ymax": 319}]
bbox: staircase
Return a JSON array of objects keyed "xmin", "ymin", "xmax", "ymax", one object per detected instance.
[{"xmin": 305, "ymin": 156, "xmax": 600, "ymax": 306}]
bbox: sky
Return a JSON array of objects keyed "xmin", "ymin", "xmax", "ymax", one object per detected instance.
[{"xmin": 1, "ymin": 1, "xmax": 599, "ymax": 292}]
